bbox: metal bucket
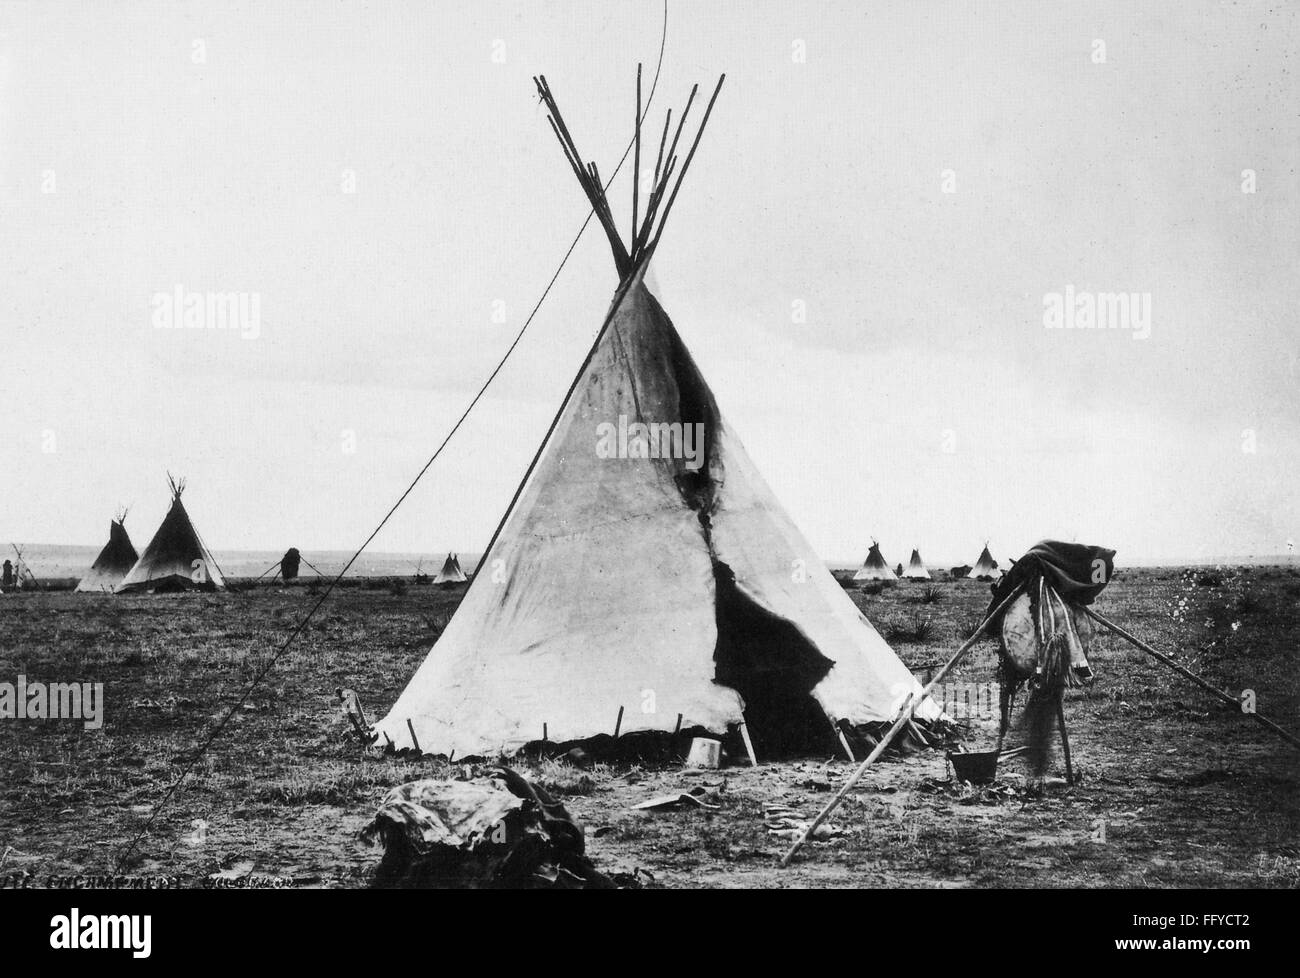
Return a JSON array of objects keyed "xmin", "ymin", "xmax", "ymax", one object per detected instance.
[
  {"xmin": 947, "ymin": 749, "xmax": 999, "ymax": 784},
  {"xmin": 685, "ymin": 737, "xmax": 722, "ymax": 769}
]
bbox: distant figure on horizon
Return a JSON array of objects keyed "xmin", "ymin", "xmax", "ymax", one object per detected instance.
[{"xmin": 1, "ymin": 560, "xmax": 12, "ymax": 588}]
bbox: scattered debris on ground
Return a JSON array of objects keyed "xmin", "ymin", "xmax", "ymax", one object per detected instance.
[
  {"xmin": 918, "ymin": 776, "xmax": 1034, "ymax": 805},
  {"xmin": 632, "ymin": 785, "xmax": 723, "ymax": 811},
  {"xmin": 764, "ymin": 802, "xmax": 843, "ymax": 841}
]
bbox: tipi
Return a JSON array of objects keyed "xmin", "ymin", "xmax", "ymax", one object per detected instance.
[
  {"xmin": 852, "ymin": 542, "xmax": 896, "ymax": 581},
  {"xmin": 116, "ymin": 476, "xmax": 225, "ymax": 592},
  {"xmin": 372, "ymin": 72, "xmax": 940, "ymax": 760},
  {"xmin": 902, "ymin": 549, "xmax": 931, "ymax": 580},
  {"xmin": 431, "ymin": 553, "xmax": 467, "ymax": 585},
  {"xmin": 76, "ymin": 510, "xmax": 139, "ymax": 593},
  {"xmin": 968, "ymin": 545, "xmax": 1001, "ymax": 581}
]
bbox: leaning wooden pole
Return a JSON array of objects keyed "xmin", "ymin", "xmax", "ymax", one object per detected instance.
[
  {"xmin": 11, "ymin": 544, "xmax": 42, "ymax": 590},
  {"xmin": 631, "ymin": 63, "xmax": 641, "ymax": 258},
  {"xmin": 1084, "ymin": 607, "xmax": 1300, "ymax": 751},
  {"xmin": 645, "ymin": 76, "xmax": 725, "ymax": 259},
  {"xmin": 780, "ymin": 581, "xmax": 1026, "ymax": 867}
]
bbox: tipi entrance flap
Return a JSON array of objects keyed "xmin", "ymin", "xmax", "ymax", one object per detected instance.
[
  {"xmin": 704, "ymin": 423, "xmax": 939, "ymax": 728},
  {"xmin": 712, "ymin": 559, "xmax": 837, "ymax": 757}
]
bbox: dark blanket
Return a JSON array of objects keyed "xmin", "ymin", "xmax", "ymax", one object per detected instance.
[{"xmin": 987, "ymin": 540, "xmax": 1116, "ymax": 622}]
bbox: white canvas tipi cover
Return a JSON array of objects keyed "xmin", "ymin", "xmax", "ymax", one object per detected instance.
[
  {"xmin": 968, "ymin": 545, "xmax": 1002, "ymax": 581},
  {"xmin": 903, "ymin": 549, "xmax": 931, "ymax": 580},
  {"xmin": 431, "ymin": 553, "xmax": 467, "ymax": 584},
  {"xmin": 373, "ymin": 275, "xmax": 939, "ymax": 758},
  {"xmin": 853, "ymin": 542, "xmax": 896, "ymax": 581}
]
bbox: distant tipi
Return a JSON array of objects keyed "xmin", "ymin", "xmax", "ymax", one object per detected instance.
[
  {"xmin": 117, "ymin": 476, "xmax": 225, "ymax": 592},
  {"xmin": 76, "ymin": 510, "xmax": 138, "ymax": 593},
  {"xmin": 431, "ymin": 553, "xmax": 467, "ymax": 585},
  {"xmin": 853, "ymin": 542, "xmax": 897, "ymax": 581},
  {"xmin": 371, "ymin": 72, "xmax": 941, "ymax": 760},
  {"xmin": 968, "ymin": 545, "xmax": 1002, "ymax": 581},
  {"xmin": 902, "ymin": 549, "xmax": 931, "ymax": 580}
]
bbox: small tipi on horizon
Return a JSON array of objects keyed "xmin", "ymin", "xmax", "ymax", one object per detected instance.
[
  {"xmin": 853, "ymin": 541, "xmax": 897, "ymax": 581},
  {"xmin": 968, "ymin": 544, "xmax": 1002, "ymax": 581},
  {"xmin": 902, "ymin": 549, "xmax": 931, "ymax": 580},
  {"xmin": 431, "ymin": 553, "xmax": 467, "ymax": 584}
]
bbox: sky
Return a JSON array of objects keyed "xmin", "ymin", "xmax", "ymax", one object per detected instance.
[{"xmin": 1, "ymin": 0, "xmax": 1296, "ymax": 568}]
